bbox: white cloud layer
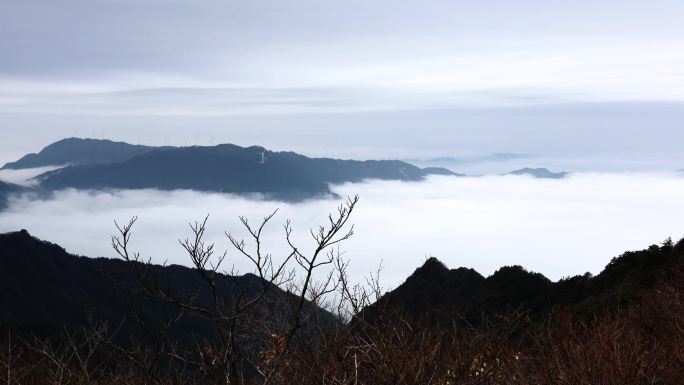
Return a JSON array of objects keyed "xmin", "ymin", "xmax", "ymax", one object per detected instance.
[
  {"xmin": 1, "ymin": 173, "xmax": 683, "ymax": 289},
  {"xmin": 0, "ymin": 166, "xmax": 61, "ymax": 186}
]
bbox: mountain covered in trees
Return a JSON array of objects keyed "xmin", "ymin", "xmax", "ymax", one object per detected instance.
[
  {"xmin": 2, "ymin": 138, "xmax": 458, "ymax": 200},
  {"xmin": 2, "ymin": 229, "xmax": 682, "ymax": 337},
  {"xmin": 1, "ymin": 230, "xmax": 683, "ymax": 384},
  {"xmin": 0, "ymin": 138, "xmax": 164, "ymax": 170},
  {"xmin": 362, "ymin": 236, "xmax": 683, "ymax": 325},
  {"xmin": 0, "ymin": 230, "xmax": 335, "ymax": 344},
  {"xmin": 0, "ymin": 138, "xmax": 576, "ymax": 206}
]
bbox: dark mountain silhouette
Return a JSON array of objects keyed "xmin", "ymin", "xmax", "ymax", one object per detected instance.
[
  {"xmin": 506, "ymin": 167, "xmax": 569, "ymax": 179},
  {"xmin": 0, "ymin": 230, "xmax": 336, "ymax": 344},
  {"xmin": 1, "ymin": 138, "xmax": 163, "ymax": 170},
  {"xmin": 362, "ymin": 237, "xmax": 684, "ymax": 324},
  {"xmin": 0, "ymin": 181, "xmax": 24, "ymax": 209},
  {"xmin": 33, "ymin": 141, "xmax": 454, "ymax": 199},
  {"xmin": 2, "ymin": 227, "xmax": 683, "ymax": 363}
]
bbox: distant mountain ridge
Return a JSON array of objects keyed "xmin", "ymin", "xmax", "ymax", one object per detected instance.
[
  {"xmin": 505, "ymin": 167, "xmax": 569, "ymax": 179},
  {"xmin": 3, "ymin": 138, "xmax": 458, "ymax": 200},
  {"xmin": 1, "ymin": 138, "xmax": 164, "ymax": 170},
  {"xmin": 1, "ymin": 139, "xmax": 575, "ymax": 204}
]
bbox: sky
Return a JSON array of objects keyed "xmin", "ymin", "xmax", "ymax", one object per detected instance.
[{"xmin": 1, "ymin": 0, "xmax": 684, "ymax": 168}]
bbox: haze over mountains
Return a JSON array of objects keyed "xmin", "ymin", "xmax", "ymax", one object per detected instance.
[{"xmin": 0, "ymin": 180, "xmax": 23, "ymax": 209}]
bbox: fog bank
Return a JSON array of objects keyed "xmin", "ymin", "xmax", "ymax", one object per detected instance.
[{"xmin": 1, "ymin": 172, "xmax": 683, "ymax": 289}]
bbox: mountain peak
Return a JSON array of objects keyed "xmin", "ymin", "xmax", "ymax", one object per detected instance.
[
  {"xmin": 1, "ymin": 137, "xmax": 160, "ymax": 170},
  {"xmin": 410, "ymin": 257, "xmax": 449, "ymax": 278},
  {"xmin": 4, "ymin": 229, "xmax": 43, "ymax": 242}
]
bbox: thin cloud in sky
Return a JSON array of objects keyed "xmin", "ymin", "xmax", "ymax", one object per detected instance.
[
  {"xmin": 0, "ymin": 166, "xmax": 61, "ymax": 186},
  {"xmin": 1, "ymin": 0, "xmax": 684, "ymax": 115},
  {"xmin": 3, "ymin": 39, "xmax": 683, "ymax": 116}
]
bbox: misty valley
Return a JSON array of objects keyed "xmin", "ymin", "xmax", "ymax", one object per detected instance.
[{"xmin": 1, "ymin": 138, "xmax": 684, "ymax": 384}]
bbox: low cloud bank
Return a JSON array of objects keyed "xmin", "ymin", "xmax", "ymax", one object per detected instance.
[
  {"xmin": 0, "ymin": 166, "xmax": 62, "ymax": 186},
  {"xmin": 1, "ymin": 172, "xmax": 683, "ymax": 289}
]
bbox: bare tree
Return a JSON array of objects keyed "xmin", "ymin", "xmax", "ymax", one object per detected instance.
[
  {"xmin": 111, "ymin": 195, "xmax": 360, "ymax": 385},
  {"xmin": 0, "ymin": 330, "xmax": 32, "ymax": 385}
]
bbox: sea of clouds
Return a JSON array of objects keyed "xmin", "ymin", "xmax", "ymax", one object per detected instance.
[{"xmin": 1, "ymin": 172, "xmax": 683, "ymax": 290}]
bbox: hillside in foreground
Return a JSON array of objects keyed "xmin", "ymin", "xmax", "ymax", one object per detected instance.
[
  {"xmin": 0, "ymin": 229, "xmax": 335, "ymax": 344},
  {"xmin": 363, "ymin": 236, "xmax": 683, "ymax": 325},
  {"xmin": 2, "ymin": 229, "xmax": 682, "ymax": 335},
  {"xmin": 1, "ymin": 230, "xmax": 683, "ymax": 384}
]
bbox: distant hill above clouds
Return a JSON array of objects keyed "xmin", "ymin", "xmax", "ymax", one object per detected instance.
[
  {"xmin": 505, "ymin": 167, "xmax": 569, "ymax": 179},
  {"xmin": 10, "ymin": 139, "xmax": 457, "ymax": 200},
  {"xmin": 1, "ymin": 138, "xmax": 164, "ymax": 170}
]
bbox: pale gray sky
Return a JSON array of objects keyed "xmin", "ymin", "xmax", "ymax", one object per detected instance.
[{"xmin": 1, "ymin": 0, "xmax": 683, "ymax": 168}]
